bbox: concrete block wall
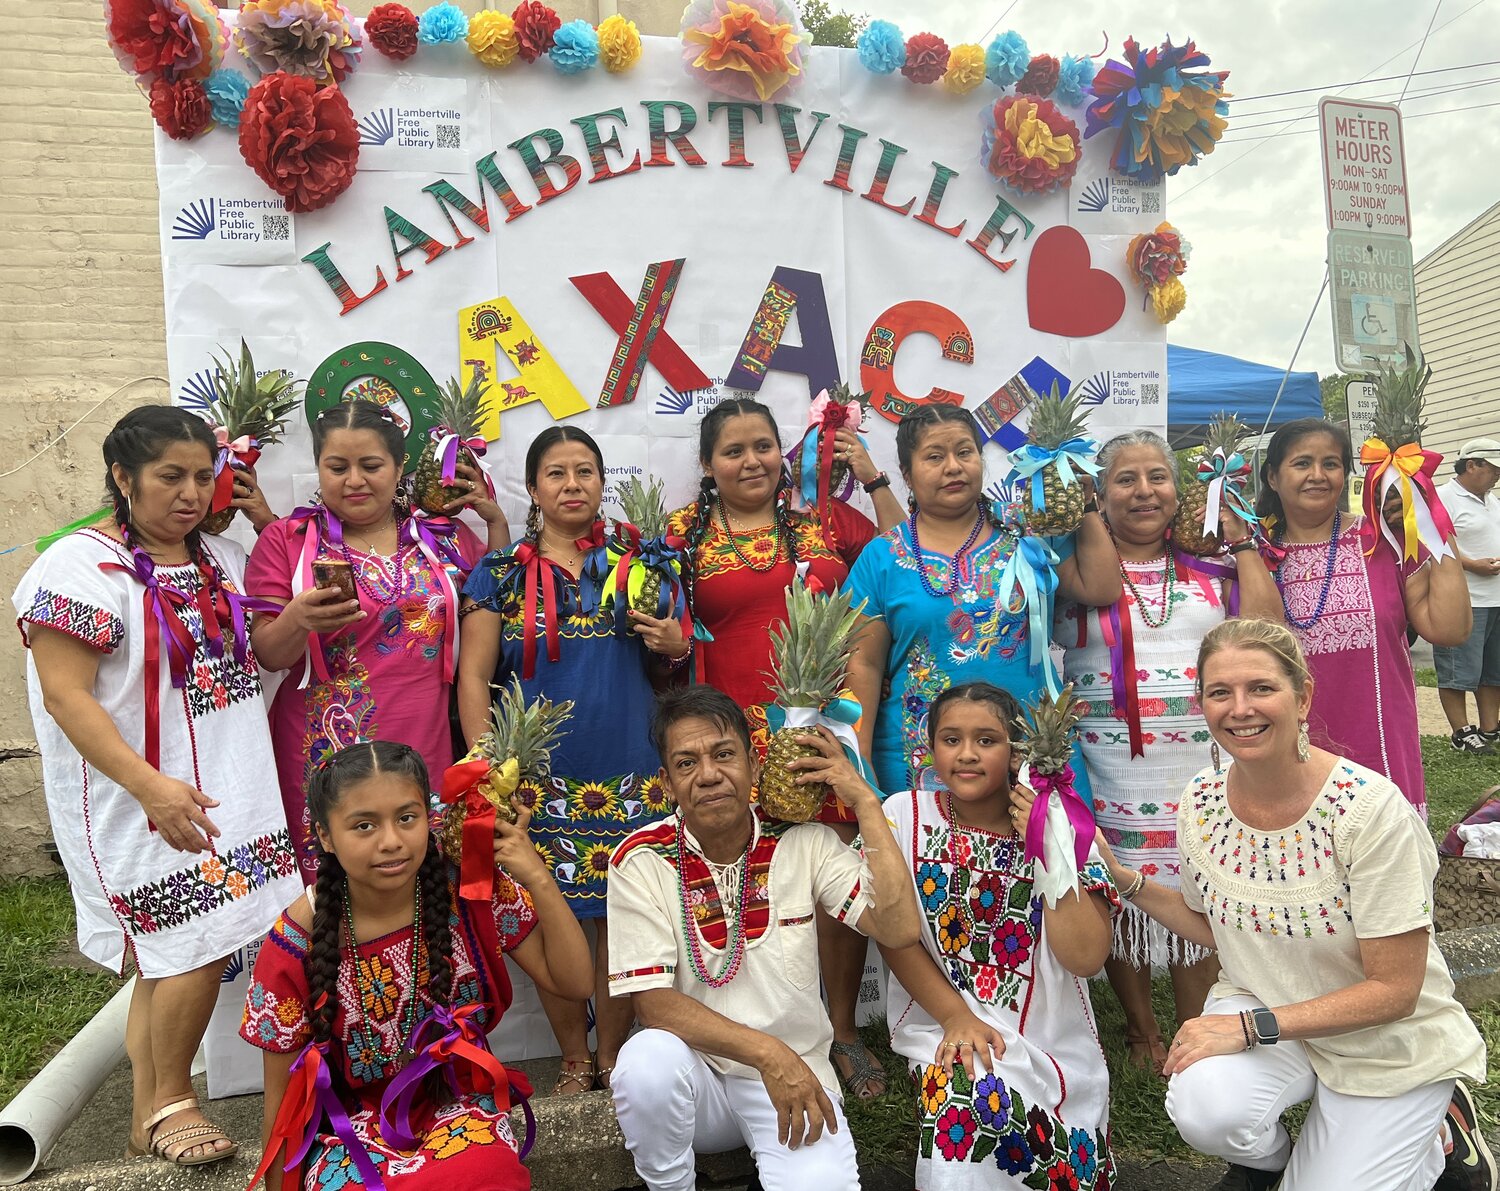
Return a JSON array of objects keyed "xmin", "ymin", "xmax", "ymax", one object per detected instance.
[{"xmin": 0, "ymin": 0, "xmax": 681, "ymax": 877}]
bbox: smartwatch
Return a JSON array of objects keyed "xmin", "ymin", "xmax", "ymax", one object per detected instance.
[{"xmin": 1251, "ymin": 1007, "xmax": 1280, "ymax": 1046}]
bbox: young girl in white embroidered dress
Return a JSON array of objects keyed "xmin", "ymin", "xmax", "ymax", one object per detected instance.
[{"xmin": 880, "ymin": 682, "xmax": 1119, "ymax": 1190}]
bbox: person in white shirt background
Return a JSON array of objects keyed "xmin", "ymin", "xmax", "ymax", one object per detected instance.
[{"xmin": 1434, "ymin": 438, "xmax": 1500, "ymax": 755}]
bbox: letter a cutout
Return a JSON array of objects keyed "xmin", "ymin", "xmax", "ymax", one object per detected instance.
[{"xmin": 456, "ymin": 297, "xmax": 590, "ymax": 440}]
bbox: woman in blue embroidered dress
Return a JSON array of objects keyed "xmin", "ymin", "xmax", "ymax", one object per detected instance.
[
  {"xmin": 13, "ymin": 407, "xmax": 301, "ymax": 1167},
  {"xmin": 458, "ymin": 426, "xmax": 683, "ymax": 1095},
  {"xmin": 243, "ymin": 740, "xmax": 592, "ymax": 1191},
  {"xmin": 845, "ymin": 404, "xmax": 1120, "ymax": 795}
]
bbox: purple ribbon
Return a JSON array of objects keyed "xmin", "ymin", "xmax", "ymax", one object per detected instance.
[
  {"xmin": 1022, "ymin": 762, "xmax": 1095, "ymax": 874},
  {"xmin": 432, "ymin": 428, "xmax": 493, "ymax": 494},
  {"xmin": 403, "ymin": 514, "xmax": 467, "ymax": 571},
  {"xmin": 288, "ymin": 1042, "xmax": 387, "ymax": 1191},
  {"xmin": 225, "ymin": 591, "xmax": 282, "ymax": 666}
]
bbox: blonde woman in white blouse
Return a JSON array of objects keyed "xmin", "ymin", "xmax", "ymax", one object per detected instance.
[{"xmin": 1097, "ymin": 618, "xmax": 1489, "ymax": 1191}]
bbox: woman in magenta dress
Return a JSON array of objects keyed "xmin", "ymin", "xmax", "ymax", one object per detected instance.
[
  {"xmin": 1257, "ymin": 418, "xmax": 1471, "ymax": 815},
  {"xmin": 247, "ymin": 401, "xmax": 509, "ymax": 879}
]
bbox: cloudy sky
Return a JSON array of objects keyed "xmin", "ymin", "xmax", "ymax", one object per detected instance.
[{"xmin": 873, "ymin": 0, "xmax": 1500, "ymax": 379}]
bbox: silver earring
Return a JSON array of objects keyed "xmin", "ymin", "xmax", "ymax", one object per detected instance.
[
  {"xmin": 1211, "ymin": 742, "xmax": 1222, "ymax": 774},
  {"xmin": 1297, "ymin": 721, "xmax": 1310, "ymax": 763}
]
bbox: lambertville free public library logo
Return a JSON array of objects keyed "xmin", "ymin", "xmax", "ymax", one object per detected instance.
[
  {"xmin": 158, "ymin": 176, "xmax": 301, "ymax": 267},
  {"xmin": 171, "ymin": 197, "xmax": 289, "ymax": 246}
]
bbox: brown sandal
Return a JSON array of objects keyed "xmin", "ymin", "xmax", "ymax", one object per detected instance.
[
  {"xmin": 142, "ymin": 1097, "xmax": 239, "ymax": 1167},
  {"xmin": 1124, "ymin": 1031, "xmax": 1168, "ymax": 1077},
  {"xmin": 594, "ymin": 1066, "xmax": 614, "ymax": 1091},
  {"xmin": 553, "ymin": 1056, "xmax": 595, "ymax": 1096}
]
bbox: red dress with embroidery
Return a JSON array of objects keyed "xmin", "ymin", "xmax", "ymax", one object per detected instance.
[
  {"xmin": 666, "ymin": 501, "xmax": 874, "ymax": 823},
  {"xmin": 241, "ymin": 873, "xmax": 536, "ymax": 1190}
]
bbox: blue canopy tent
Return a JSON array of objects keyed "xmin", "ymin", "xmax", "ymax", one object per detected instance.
[{"xmin": 1167, "ymin": 345, "xmax": 1324, "ymax": 449}]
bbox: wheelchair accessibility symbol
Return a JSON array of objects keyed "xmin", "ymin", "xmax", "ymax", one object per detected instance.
[{"xmin": 1351, "ymin": 293, "xmax": 1398, "ymax": 348}]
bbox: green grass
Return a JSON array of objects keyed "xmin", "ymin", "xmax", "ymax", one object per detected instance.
[
  {"xmin": 0, "ymin": 878, "xmax": 122, "ymax": 1105},
  {"xmin": 1423, "ymin": 735, "xmax": 1500, "ymax": 845},
  {"xmin": 1415, "ymin": 666, "xmax": 1438, "ymax": 688}
]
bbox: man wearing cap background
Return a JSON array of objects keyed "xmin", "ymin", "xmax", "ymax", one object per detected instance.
[{"xmin": 1434, "ymin": 438, "xmax": 1500, "ymax": 754}]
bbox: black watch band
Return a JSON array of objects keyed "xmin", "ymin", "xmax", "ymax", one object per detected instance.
[
  {"xmin": 862, "ymin": 473, "xmax": 891, "ymax": 494},
  {"xmin": 1251, "ymin": 1007, "xmax": 1280, "ymax": 1046}
]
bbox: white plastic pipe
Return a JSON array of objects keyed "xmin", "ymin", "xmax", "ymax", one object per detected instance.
[{"xmin": 0, "ymin": 978, "xmax": 134, "ymax": 1185}]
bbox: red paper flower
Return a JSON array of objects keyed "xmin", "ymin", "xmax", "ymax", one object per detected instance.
[
  {"xmin": 1017, "ymin": 53, "xmax": 1060, "ymax": 96},
  {"xmin": 106, "ymin": 0, "xmax": 206, "ymax": 81},
  {"xmin": 900, "ymin": 32, "xmax": 948, "ymax": 84},
  {"xmin": 238, "ymin": 72, "xmax": 360, "ymax": 213},
  {"xmin": 512, "ymin": 0, "xmax": 560, "ymax": 62},
  {"xmin": 983, "ymin": 95, "xmax": 1081, "ymax": 194},
  {"xmin": 366, "ymin": 2, "xmax": 419, "ymax": 60},
  {"xmin": 148, "ymin": 76, "xmax": 212, "ymax": 139}
]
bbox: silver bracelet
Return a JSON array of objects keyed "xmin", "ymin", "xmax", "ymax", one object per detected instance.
[{"xmin": 1120, "ymin": 870, "xmax": 1147, "ymax": 901}]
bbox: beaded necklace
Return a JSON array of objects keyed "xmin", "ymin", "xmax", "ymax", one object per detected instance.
[
  {"xmin": 908, "ymin": 509, "xmax": 986, "ymax": 598},
  {"xmin": 716, "ymin": 497, "xmax": 783, "ymax": 573},
  {"xmin": 676, "ymin": 822, "xmax": 752, "ymax": 988},
  {"xmin": 342, "ymin": 879, "xmax": 425, "ymax": 1067},
  {"xmin": 1120, "ymin": 552, "xmax": 1177, "ymax": 629},
  {"xmin": 944, "ymin": 792, "xmax": 1019, "ymax": 940},
  {"xmin": 1275, "ymin": 508, "xmax": 1341, "ymax": 630},
  {"xmin": 341, "ymin": 538, "xmax": 413, "ymax": 606}
]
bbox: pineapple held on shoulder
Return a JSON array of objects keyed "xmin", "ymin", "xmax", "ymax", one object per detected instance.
[
  {"xmin": 1013, "ymin": 684, "xmax": 1091, "ymax": 908},
  {"xmin": 602, "ymin": 475, "xmax": 690, "ymax": 625},
  {"xmin": 197, "ymin": 340, "xmax": 303, "ymax": 535},
  {"xmin": 414, "ymin": 372, "xmax": 495, "ymax": 516},
  {"xmin": 1361, "ymin": 344, "xmax": 1455, "ymax": 562},
  {"xmin": 1012, "ymin": 382, "xmax": 1101, "ymax": 537},
  {"xmin": 759, "ymin": 580, "xmax": 868, "ymax": 824},
  {"xmin": 1173, "ymin": 411, "xmax": 1255, "ymax": 557}
]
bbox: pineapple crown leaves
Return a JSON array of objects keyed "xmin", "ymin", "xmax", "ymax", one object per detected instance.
[
  {"xmin": 1012, "ymin": 683, "xmax": 1084, "ymax": 776},
  {"xmin": 1025, "ymin": 380, "xmax": 1093, "ymax": 450},
  {"xmin": 616, "ymin": 474, "xmax": 669, "ymax": 539},
  {"xmin": 436, "ymin": 371, "xmax": 494, "ymax": 440},
  {"xmin": 1369, "ymin": 342, "xmax": 1432, "ymax": 447},
  {"xmin": 825, "ymin": 380, "xmax": 872, "ymax": 410},
  {"xmin": 1194, "ymin": 410, "xmax": 1247, "ymax": 463},
  {"xmin": 481, "ymin": 675, "xmax": 574, "ymax": 780},
  {"xmin": 763, "ymin": 580, "xmax": 868, "ymax": 710},
  {"xmin": 206, "ymin": 339, "xmax": 303, "ymax": 444}
]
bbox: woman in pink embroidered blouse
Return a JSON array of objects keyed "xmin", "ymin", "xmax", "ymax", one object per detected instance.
[{"xmin": 1256, "ymin": 419, "xmax": 1471, "ymax": 816}]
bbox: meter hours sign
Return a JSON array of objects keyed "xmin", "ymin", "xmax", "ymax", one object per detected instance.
[{"xmin": 1319, "ymin": 97, "xmax": 1411, "ymax": 238}]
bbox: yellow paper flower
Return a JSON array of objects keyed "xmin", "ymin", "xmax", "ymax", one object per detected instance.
[
  {"xmin": 1004, "ymin": 98, "xmax": 1077, "ymax": 168},
  {"xmin": 1151, "ymin": 276, "xmax": 1188, "ymax": 323},
  {"xmin": 598, "ymin": 13, "xmax": 641, "ymax": 73},
  {"xmin": 1141, "ymin": 83, "xmax": 1229, "ymax": 173},
  {"xmin": 683, "ymin": 1, "xmax": 801, "ymax": 103},
  {"xmin": 467, "ymin": 10, "xmax": 519, "ymax": 68},
  {"xmin": 942, "ymin": 43, "xmax": 986, "ymax": 94}
]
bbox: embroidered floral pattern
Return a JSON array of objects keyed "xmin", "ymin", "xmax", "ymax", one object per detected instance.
[
  {"xmin": 665, "ymin": 506, "xmax": 846, "ymax": 583},
  {"xmin": 109, "ymin": 830, "xmax": 296, "ymax": 936},
  {"xmin": 22, "ymin": 587, "xmax": 125, "ymax": 651}
]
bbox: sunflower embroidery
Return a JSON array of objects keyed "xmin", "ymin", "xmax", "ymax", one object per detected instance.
[
  {"xmin": 919, "ymin": 1064, "xmax": 949, "ymax": 1115},
  {"xmin": 423, "ymin": 1112, "xmax": 496, "ymax": 1160}
]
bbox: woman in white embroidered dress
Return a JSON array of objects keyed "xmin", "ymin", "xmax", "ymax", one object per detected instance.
[
  {"xmin": 1097, "ymin": 618, "xmax": 1488, "ymax": 1191},
  {"xmin": 11, "ymin": 407, "xmax": 301, "ymax": 1167},
  {"xmin": 1056, "ymin": 430, "xmax": 1281, "ymax": 1074}
]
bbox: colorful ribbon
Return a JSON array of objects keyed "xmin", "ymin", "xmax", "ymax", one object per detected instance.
[
  {"xmin": 430, "ymin": 428, "xmax": 495, "ymax": 499},
  {"xmin": 209, "ymin": 429, "xmax": 261, "ymax": 514},
  {"xmin": 1194, "ymin": 448, "xmax": 1258, "ymax": 541},
  {"xmin": 1021, "ymin": 762, "xmax": 1095, "ymax": 908},
  {"xmin": 786, "ymin": 391, "xmax": 864, "ymax": 535},
  {"xmin": 764, "ymin": 696, "xmax": 878, "ymax": 790},
  {"xmin": 997, "ymin": 534, "xmax": 1062, "ymax": 696},
  {"xmin": 402, "ymin": 514, "xmax": 469, "ymax": 683},
  {"xmin": 603, "ymin": 523, "xmax": 693, "ymax": 640},
  {"xmin": 379, "ymin": 1002, "xmax": 510, "ymax": 1149},
  {"xmin": 1359, "ymin": 438, "xmax": 1456, "ymax": 563},
  {"xmin": 440, "ymin": 755, "xmax": 519, "ymax": 902},
  {"xmin": 1007, "ymin": 438, "xmax": 1101, "ymax": 516}
]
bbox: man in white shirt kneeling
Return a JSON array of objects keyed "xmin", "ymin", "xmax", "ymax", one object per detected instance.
[{"xmin": 606, "ymin": 684, "xmax": 920, "ymax": 1191}]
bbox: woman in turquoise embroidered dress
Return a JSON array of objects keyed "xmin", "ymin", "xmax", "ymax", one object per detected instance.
[
  {"xmin": 845, "ymin": 404, "xmax": 1121, "ymax": 795},
  {"xmin": 458, "ymin": 426, "xmax": 684, "ymax": 1097}
]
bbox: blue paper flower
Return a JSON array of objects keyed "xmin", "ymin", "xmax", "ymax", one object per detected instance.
[
  {"xmin": 417, "ymin": 1, "xmax": 468, "ymax": 45},
  {"xmin": 1056, "ymin": 53, "xmax": 1097, "ymax": 107},
  {"xmin": 203, "ymin": 69, "xmax": 250, "ymax": 128},
  {"xmin": 857, "ymin": 19, "xmax": 905, "ymax": 74},
  {"xmin": 549, "ymin": 19, "xmax": 599, "ymax": 74},
  {"xmin": 985, "ymin": 30, "xmax": 1029, "ymax": 87}
]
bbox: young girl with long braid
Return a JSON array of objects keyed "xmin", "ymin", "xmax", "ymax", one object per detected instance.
[{"xmin": 242, "ymin": 741, "xmax": 591, "ymax": 1190}]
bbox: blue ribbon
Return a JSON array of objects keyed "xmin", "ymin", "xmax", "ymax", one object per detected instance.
[
  {"xmin": 763, "ymin": 698, "xmax": 877, "ymax": 786},
  {"xmin": 1007, "ymin": 438, "xmax": 1101, "ymax": 514},
  {"xmin": 998, "ymin": 534, "xmax": 1062, "ymax": 695}
]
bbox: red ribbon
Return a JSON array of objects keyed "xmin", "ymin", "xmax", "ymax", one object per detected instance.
[
  {"xmin": 511, "ymin": 540, "xmax": 562, "ymax": 681},
  {"xmin": 440, "ymin": 758, "xmax": 498, "ymax": 902},
  {"xmin": 209, "ymin": 432, "xmax": 261, "ymax": 514}
]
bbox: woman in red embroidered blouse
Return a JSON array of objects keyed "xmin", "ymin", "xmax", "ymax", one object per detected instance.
[{"xmin": 664, "ymin": 396, "xmax": 903, "ymax": 1100}]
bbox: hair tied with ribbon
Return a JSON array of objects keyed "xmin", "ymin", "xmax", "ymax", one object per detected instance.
[{"xmin": 1359, "ymin": 437, "xmax": 1456, "ymax": 564}]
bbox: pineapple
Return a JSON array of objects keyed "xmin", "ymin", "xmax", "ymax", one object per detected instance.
[
  {"xmin": 616, "ymin": 475, "xmax": 671, "ymax": 616},
  {"xmin": 759, "ymin": 582, "xmax": 865, "ymax": 823},
  {"xmin": 1368, "ymin": 343, "xmax": 1431, "ymax": 448},
  {"xmin": 197, "ymin": 340, "xmax": 302, "ymax": 534},
  {"xmin": 1019, "ymin": 382, "xmax": 1094, "ymax": 536},
  {"xmin": 821, "ymin": 381, "xmax": 870, "ymax": 493},
  {"xmin": 444, "ymin": 677, "xmax": 573, "ymax": 859},
  {"xmin": 1173, "ymin": 411, "xmax": 1248, "ymax": 556},
  {"xmin": 1013, "ymin": 684, "xmax": 1087, "ymax": 906},
  {"xmin": 1014, "ymin": 684, "xmax": 1084, "ymax": 779},
  {"xmin": 414, "ymin": 372, "xmax": 493, "ymax": 515}
]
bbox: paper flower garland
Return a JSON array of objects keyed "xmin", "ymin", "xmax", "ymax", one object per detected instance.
[
  {"xmin": 104, "ymin": 0, "xmax": 227, "ymax": 84},
  {"xmin": 985, "ymin": 31, "xmax": 1029, "ymax": 87},
  {"xmin": 1127, "ymin": 223, "xmax": 1191, "ymax": 323},
  {"xmin": 467, "ymin": 10, "xmax": 519, "ymax": 67},
  {"xmin": 1085, "ymin": 36, "xmax": 1230, "ymax": 183},
  {"xmin": 943, "ymin": 43, "xmax": 986, "ymax": 94},
  {"xmin": 203, "ymin": 68, "xmax": 250, "ymax": 126},
  {"xmin": 901, "ymin": 32, "xmax": 948, "ymax": 84},
  {"xmin": 238, "ymin": 72, "xmax": 359, "ymax": 212},
  {"xmin": 680, "ymin": 0, "xmax": 804, "ymax": 103},
  {"xmin": 366, "ymin": 3, "xmax": 420, "ymax": 60},
  {"xmin": 550, "ymin": 20, "xmax": 599, "ymax": 73},
  {"xmin": 1016, "ymin": 53, "xmax": 1059, "ymax": 98},
  {"xmin": 1056, "ymin": 53, "xmax": 1097, "ymax": 107},
  {"xmin": 417, "ymin": 1, "xmax": 468, "ymax": 45},
  {"xmin": 235, "ymin": 0, "xmax": 362, "ymax": 84},
  {"xmin": 597, "ymin": 14, "xmax": 641, "ymax": 73},
  {"xmin": 513, "ymin": 1, "xmax": 561, "ymax": 63},
  {"xmin": 857, "ymin": 20, "xmax": 905, "ymax": 74},
  {"xmin": 981, "ymin": 96, "xmax": 1080, "ymax": 194}
]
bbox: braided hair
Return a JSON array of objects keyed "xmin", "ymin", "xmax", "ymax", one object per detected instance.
[
  {"xmin": 103, "ymin": 405, "xmax": 219, "ymax": 556},
  {"xmin": 311, "ymin": 400, "xmax": 412, "ymax": 519},
  {"xmin": 894, "ymin": 404, "xmax": 1007, "ymax": 531},
  {"xmin": 303, "ymin": 742, "xmax": 454, "ymax": 1059}
]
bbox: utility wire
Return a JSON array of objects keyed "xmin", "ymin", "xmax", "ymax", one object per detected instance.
[
  {"xmin": 1222, "ymin": 96, "xmax": 1500, "ymax": 142},
  {"xmin": 975, "ymin": 0, "xmax": 1022, "ymax": 47},
  {"xmin": 1228, "ymin": 55, "xmax": 1499, "ymax": 104},
  {"xmin": 1229, "ymin": 72, "xmax": 1500, "ymax": 122}
]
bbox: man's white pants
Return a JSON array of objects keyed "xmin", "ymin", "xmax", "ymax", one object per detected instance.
[
  {"xmin": 611, "ymin": 1028, "xmax": 861, "ymax": 1191},
  {"xmin": 1166, "ymin": 994, "xmax": 1453, "ymax": 1191}
]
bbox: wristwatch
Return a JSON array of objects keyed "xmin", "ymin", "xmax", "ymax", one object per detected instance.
[
  {"xmin": 1251, "ymin": 1007, "xmax": 1280, "ymax": 1046},
  {"xmin": 862, "ymin": 472, "xmax": 892, "ymax": 494}
]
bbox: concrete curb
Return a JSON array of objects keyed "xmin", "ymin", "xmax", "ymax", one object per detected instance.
[{"xmin": 1438, "ymin": 922, "xmax": 1500, "ymax": 1008}]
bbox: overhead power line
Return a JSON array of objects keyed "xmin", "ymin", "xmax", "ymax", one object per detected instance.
[
  {"xmin": 1229, "ymin": 70, "xmax": 1500, "ymax": 120},
  {"xmin": 1229, "ymin": 56, "xmax": 1500, "ymax": 105},
  {"xmin": 1220, "ymin": 96, "xmax": 1500, "ymax": 142},
  {"xmin": 1228, "ymin": 76, "xmax": 1500, "ymax": 133}
]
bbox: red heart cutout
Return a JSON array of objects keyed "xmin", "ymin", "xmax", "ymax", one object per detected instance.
[{"xmin": 1026, "ymin": 225, "xmax": 1126, "ymax": 338}]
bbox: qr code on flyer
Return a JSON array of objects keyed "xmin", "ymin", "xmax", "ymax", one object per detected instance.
[
  {"xmin": 1141, "ymin": 191, "xmax": 1161, "ymax": 214},
  {"xmin": 436, "ymin": 123, "xmax": 460, "ymax": 149},
  {"xmin": 261, "ymin": 214, "xmax": 289, "ymax": 241},
  {"xmin": 1141, "ymin": 383, "xmax": 1161, "ymax": 405}
]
